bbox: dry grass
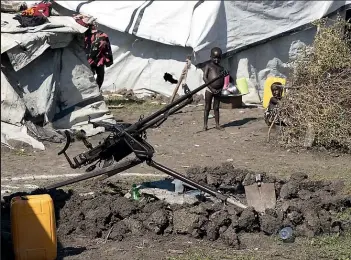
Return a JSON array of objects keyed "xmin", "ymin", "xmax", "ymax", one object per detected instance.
[
  {"xmin": 279, "ymin": 16, "xmax": 351, "ymax": 152},
  {"xmin": 168, "ymin": 232, "xmax": 351, "ymax": 260}
]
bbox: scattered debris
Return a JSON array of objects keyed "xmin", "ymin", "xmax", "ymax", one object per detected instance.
[
  {"xmin": 108, "ymin": 104, "xmax": 125, "ymax": 109},
  {"xmin": 128, "ymin": 188, "xmax": 200, "ymax": 205},
  {"xmin": 104, "ymin": 88, "xmax": 204, "ymax": 106}
]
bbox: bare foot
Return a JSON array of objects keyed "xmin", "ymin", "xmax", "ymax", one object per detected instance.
[
  {"xmin": 215, "ymin": 125, "xmax": 224, "ymax": 131},
  {"xmin": 203, "ymin": 126, "xmax": 208, "ymax": 131}
]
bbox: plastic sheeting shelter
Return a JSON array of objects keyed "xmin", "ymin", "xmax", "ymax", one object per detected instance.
[
  {"xmin": 2, "ymin": 0, "xmax": 350, "ymax": 149},
  {"xmin": 1, "ymin": 12, "xmax": 114, "ymax": 150},
  {"xmin": 53, "ymin": 0, "xmax": 351, "ymax": 104}
]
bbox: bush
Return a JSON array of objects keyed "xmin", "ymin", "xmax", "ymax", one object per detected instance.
[{"xmin": 278, "ymin": 16, "xmax": 351, "ymax": 152}]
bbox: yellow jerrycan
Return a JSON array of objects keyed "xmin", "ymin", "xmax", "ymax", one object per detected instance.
[
  {"xmin": 263, "ymin": 77, "xmax": 286, "ymax": 108},
  {"xmin": 11, "ymin": 194, "xmax": 57, "ymax": 260},
  {"xmin": 236, "ymin": 77, "xmax": 249, "ymax": 95}
]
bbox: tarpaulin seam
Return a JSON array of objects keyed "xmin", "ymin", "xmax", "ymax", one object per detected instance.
[
  {"xmin": 125, "ymin": 2, "xmax": 147, "ymax": 33},
  {"xmin": 76, "ymin": 0, "xmax": 95, "ymax": 13},
  {"xmin": 132, "ymin": 0, "xmax": 154, "ymax": 35},
  {"xmin": 185, "ymin": 0, "xmax": 205, "ymax": 48}
]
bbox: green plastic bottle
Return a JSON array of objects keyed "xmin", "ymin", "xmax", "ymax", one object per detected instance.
[{"xmin": 131, "ymin": 184, "xmax": 141, "ymax": 201}]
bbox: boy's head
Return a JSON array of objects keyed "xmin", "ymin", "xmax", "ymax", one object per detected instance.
[
  {"xmin": 271, "ymin": 82, "xmax": 283, "ymax": 98},
  {"xmin": 210, "ymin": 47, "xmax": 222, "ymax": 64}
]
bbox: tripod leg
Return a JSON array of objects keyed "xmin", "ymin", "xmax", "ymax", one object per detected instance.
[
  {"xmin": 45, "ymin": 158, "xmax": 142, "ymax": 190},
  {"xmin": 98, "ymin": 158, "xmax": 142, "ymax": 181},
  {"xmin": 147, "ymin": 160, "xmax": 247, "ymax": 209}
]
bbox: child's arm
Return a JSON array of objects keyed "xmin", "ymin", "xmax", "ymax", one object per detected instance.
[
  {"xmin": 203, "ymin": 65, "xmax": 209, "ymax": 83},
  {"xmin": 203, "ymin": 65, "xmax": 215, "ymax": 93},
  {"xmin": 270, "ymin": 97, "xmax": 279, "ymax": 105}
]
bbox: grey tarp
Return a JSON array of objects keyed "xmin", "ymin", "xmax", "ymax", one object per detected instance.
[
  {"xmin": 1, "ymin": 13, "xmax": 114, "ymax": 149},
  {"xmin": 1, "ymin": 70, "xmax": 26, "ymax": 126}
]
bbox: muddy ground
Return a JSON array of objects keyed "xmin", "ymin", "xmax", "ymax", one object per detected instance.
[{"xmin": 1, "ymin": 101, "xmax": 351, "ymax": 260}]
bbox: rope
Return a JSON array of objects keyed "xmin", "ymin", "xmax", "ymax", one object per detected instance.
[{"xmin": 182, "ymin": 57, "xmax": 191, "ymax": 86}]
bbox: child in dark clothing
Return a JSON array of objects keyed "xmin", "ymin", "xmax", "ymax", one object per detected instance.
[
  {"xmin": 73, "ymin": 14, "xmax": 113, "ymax": 90},
  {"xmin": 264, "ymin": 82, "xmax": 283, "ymax": 126}
]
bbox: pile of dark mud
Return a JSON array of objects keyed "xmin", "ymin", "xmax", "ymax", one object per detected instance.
[
  {"xmin": 1, "ymin": 163, "xmax": 350, "ymax": 253},
  {"xmin": 53, "ymin": 163, "xmax": 350, "ymax": 248}
]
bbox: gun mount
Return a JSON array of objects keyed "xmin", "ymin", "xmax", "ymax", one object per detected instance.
[{"xmin": 46, "ymin": 71, "xmax": 247, "ymax": 209}]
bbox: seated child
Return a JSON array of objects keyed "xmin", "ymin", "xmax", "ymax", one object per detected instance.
[
  {"xmin": 203, "ymin": 47, "xmax": 225, "ymax": 131},
  {"xmin": 264, "ymin": 82, "xmax": 283, "ymax": 126}
]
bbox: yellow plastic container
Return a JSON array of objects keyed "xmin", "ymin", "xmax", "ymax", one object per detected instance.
[
  {"xmin": 236, "ymin": 78, "xmax": 249, "ymax": 95},
  {"xmin": 11, "ymin": 194, "xmax": 57, "ymax": 260},
  {"xmin": 263, "ymin": 77, "xmax": 286, "ymax": 108}
]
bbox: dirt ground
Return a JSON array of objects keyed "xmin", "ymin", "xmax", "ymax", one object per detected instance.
[{"xmin": 1, "ymin": 101, "xmax": 351, "ymax": 260}]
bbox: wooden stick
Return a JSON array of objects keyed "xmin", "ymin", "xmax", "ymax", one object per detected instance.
[
  {"xmin": 169, "ymin": 56, "xmax": 192, "ymax": 103},
  {"xmin": 267, "ymin": 113, "xmax": 278, "ymax": 143},
  {"xmin": 104, "ymin": 226, "xmax": 114, "ymax": 243}
]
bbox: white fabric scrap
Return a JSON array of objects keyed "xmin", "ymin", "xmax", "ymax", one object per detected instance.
[{"xmin": 1, "ymin": 122, "xmax": 45, "ymax": 150}]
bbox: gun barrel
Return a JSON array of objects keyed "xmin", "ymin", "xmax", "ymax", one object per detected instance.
[
  {"xmin": 127, "ymin": 72, "xmax": 227, "ymax": 132},
  {"xmin": 139, "ymin": 98, "xmax": 193, "ymax": 132},
  {"xmin": 45, "ymin": 158, "xmax": 142, "ymax": 190}
]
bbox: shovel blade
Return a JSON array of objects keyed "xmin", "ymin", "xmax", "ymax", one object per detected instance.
[{"xmin": 244, "ymin": 183, "xmax": 276, "ymax": 213}]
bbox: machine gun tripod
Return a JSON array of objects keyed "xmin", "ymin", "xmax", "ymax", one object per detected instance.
[{"xmin": 46, "ymin": 71, "xmax": 247, "ymax": 209}]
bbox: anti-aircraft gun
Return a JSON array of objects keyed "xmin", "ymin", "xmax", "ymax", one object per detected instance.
[{"xmin": 47, "ymin": 71, "xmax": 247, "ymax": 209}]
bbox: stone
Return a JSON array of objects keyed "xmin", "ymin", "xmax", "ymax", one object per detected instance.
[
  {"xmin": 304, "ymin": 210, "xmax": 321, "ymax": 234},
  {"xmin": 280, "ymin": 182, "xmax": 298, "ymax": 199},
  {"xmin": 206, "ymin": 221, "xmax": 219, "ymax": 241},
  {"xmin": 287, "ymin": 211, "xmax": 304, "ymax": 225},
  {"xmin": 220, "ymin": 225, "xmax": 240, "ymax": 249},
  {"xmin": 297, "ymin": 189, "xmax": 313, "ymax": 200},
  {"xmin": 290, "ymin": 172, "xmax": 308, "ymax": 182},
  {"xmin": 296, "ymin": 223, "xmax": 315, "ymax": 237},
  {"xmin": 123, "ymin": 218, "xmax": 144, "ymax": 234},
  {"xmin": 260, "ymin": 214, "xmax": 281, "ymax": 235},
  {"xmin": 173, "ymin": 209, "xmax": 200, "ymax": 234},
  {"xmin": 207, "ymin": 174, "xmax": 222, "ymax": 188},
  {"xmin": 209, "ymin": 210, "xmax": 231, "ymax": 227},
  {"xmin": 109, "ymin": 221, "xmax": 129, "ymax": 241},
  {"xmin": 238, "ymin": 207, "xmax": 259, "ymax": 232},
  {"xmin": 143, "ymin": 209, "xmax": 169, "ymax": 234}
]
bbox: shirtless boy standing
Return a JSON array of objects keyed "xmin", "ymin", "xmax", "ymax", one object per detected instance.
[{"xmin": 203, "ymin": 47, "xmax": 225, "ymax": 131}]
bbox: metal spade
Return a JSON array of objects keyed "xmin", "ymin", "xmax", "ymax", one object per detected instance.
[{"xmin": 244, "ymin": 174, "xmax": 276, "ymax": 213}]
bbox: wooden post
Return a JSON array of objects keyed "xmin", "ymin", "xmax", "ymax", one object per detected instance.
[{"xmin": 169, "ymin": 56, "xmax": 192, "ymax": 103}]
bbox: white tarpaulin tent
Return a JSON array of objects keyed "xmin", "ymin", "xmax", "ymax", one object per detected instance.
[
  {"xmin": 1, "ymin": 12, "xmax": 114, "ymax": 150},
  {"xmin": 53, "ymin": 0, "xmax": 350, "ymax": 103},
  {"xmin": 2, "ymin": 0, "xmax": 350, "ymax": 150}
]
